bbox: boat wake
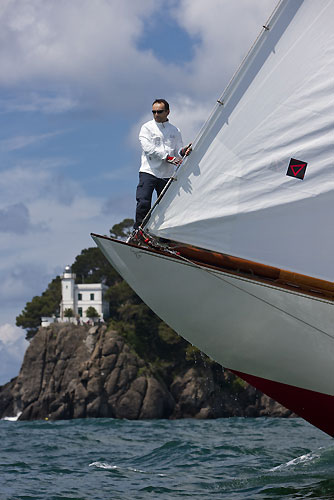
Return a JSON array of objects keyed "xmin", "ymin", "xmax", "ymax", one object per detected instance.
[
  {"xmin": 270, "ymin": 451, "xmax": 321, "ymax": 471},
  {"xmin": 89, "ymin": 461, "xmax": 167, "ymax": 477},
  {"xmin": 269, "ymin": 445, "xmax": 334, "ymax": 472}
]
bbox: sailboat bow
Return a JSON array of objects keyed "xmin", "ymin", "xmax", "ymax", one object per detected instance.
[{"xmin": 91, "ymin": 233, "xmax": 334, "ymax": 436}]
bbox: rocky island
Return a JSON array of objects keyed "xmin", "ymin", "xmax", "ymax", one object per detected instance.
[
  {"xmin": 0, "ymin": 323, "xmax": 291, "ymax": 421},
  {"xmin": 0, "ymin": 221, "xmax": 293, "ymax": 421}
]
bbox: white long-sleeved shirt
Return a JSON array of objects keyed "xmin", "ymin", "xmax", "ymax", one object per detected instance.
[{"xmin": 139, "ymin": 119, "xmax": 183, "ymax": 178}]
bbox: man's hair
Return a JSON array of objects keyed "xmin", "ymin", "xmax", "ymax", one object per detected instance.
[{"xmin": 152, "ymin": 99, "xmax": 169, "ymax": 111}]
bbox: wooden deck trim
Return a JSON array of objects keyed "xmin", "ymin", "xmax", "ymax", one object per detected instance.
[
  {"xmin": 91, "ymin": 233, "xmax": 334, "ymax": 301},
  {"xmin": 171, "ymin": 242, "xmax": 334, "ymax": 301}
]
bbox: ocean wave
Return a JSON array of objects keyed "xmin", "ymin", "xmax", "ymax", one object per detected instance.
[{"xmin": 89, "ymin": 461, "xmax": 166, "ymax": 477}]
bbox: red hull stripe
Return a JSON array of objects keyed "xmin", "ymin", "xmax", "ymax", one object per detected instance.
[{"xmin": 231, "ymin": 369, "xmax": 334, "ymax": 436}]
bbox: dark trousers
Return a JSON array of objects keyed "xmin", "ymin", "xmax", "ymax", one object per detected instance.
[{"xmin": 134, "ymin": 172, "xmax": 169, "ymax": 229}]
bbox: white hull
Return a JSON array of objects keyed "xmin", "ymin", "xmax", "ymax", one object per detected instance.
[{"xmin": 92, "ymin": 235, "xmax": 334, "ymax": 397}]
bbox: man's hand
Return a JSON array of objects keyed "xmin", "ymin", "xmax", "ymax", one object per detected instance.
[
  {"xmin": 166, "ymin": 156, "xmax": 182, "ymax": 166},
  {"xmin": 180, "ymin": 143, "xmax": 192, "ymax": 157}
]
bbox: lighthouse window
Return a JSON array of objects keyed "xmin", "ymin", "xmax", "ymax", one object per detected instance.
[
  {"xmin": 90, "ymin": 293, "xmax": 94, "ymax": 300},
  {"xmin": 78, "ymin": 307, "xmax": 82, "ymax": 317},
  {"xmin": 78, "ymin": 293, "xmax": 82, "ymax": 301}
]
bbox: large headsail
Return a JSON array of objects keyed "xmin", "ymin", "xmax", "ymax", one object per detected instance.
[{"xmin": 146, "ymin": 0, "xmax": 334, "ymax": 282}]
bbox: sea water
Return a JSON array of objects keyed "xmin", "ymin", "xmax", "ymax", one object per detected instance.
[{"xmin": 0, "ymin": 417, "xmax": 333, "ymax": 499}]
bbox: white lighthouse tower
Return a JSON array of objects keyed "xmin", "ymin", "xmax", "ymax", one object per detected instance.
[{"xmin": 60, "ymin": 265, "xmax": 76, "ymax": 319}]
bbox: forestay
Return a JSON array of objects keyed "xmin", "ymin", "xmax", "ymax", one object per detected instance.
[{"xmin": 146, "ymin": 0, "xmax": 334, "ymax": 281}]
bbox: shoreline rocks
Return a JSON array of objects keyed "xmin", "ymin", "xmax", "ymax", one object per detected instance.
[{"xmin": 0, "ymin": 323, "xmax": 292, "ymax": 421}]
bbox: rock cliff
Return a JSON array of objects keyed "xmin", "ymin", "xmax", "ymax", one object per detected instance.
[{"xmin": 0, "ymin": 323, "xmax": 292, "ymax": 421}]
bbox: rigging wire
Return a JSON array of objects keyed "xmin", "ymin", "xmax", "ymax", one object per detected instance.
[{"xmin": 140, "ymin": 236, "xmax": 334, "ymax": 342}]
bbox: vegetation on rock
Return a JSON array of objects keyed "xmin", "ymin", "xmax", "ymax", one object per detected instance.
[
  {"xmin": 86, "ymin": 306, "xmax": 99, "ymax": 319},
  {"xmin": 109, "ymin": 218, "xmax": 134, "ymax": 239},
  {"xmin": 64, "ymin": 308, "xmax": 74, "ymax": 319},
  {"xmin": 16, "ymin": 277, "xmax": 62, "ymax": 340}
]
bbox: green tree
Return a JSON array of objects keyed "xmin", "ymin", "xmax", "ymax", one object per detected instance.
[
  {"xmin": 71, "ymin": 247, "xmax": 120, "ymax": 286},
  {"xmin": 106, "ymin": 278, "xmax": 188, "ymax": 366},
  {"xmin": 64, "ymin": 308, "xmax": 73, "ymax": 320},
  {"xmin": 109, "ymin": 218, "xmax": 134, "ymax": 239},
  {"xmin": 86, "ymin": 306, "xmax": 99, "ymax": 319},
  {"xmin": 16, "ymin": 277, "xmax": 61, "ymax": 340}
]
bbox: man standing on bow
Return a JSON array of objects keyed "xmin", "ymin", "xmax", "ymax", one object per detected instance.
[{"xmin": 133, "ymin": 98, "xmax": 191, "ymax": 231}]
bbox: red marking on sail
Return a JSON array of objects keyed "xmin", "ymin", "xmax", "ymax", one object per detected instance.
[
  {"xmin": 231, "ymin": 369, "xmax": 334, "ymax": 436},
  {"xmin": 286, "ymin": 158, "xmax": 308, "ymax": 180},
  {"xmin": 291, "ymin": 163, "xmax": 307, "ymax": 176}
]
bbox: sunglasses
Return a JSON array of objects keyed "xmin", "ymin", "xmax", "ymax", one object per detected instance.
[{"xmin": 152, "ymin": 109, "xmax": 166, "ymax": 114}]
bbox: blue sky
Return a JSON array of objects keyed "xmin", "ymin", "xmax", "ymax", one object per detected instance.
[{"xmin": 0, "ymin": 0, "xmax": 277, "ymax": 385}]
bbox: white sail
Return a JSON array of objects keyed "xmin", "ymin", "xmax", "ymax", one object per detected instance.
[{"xmin": 146, "ymin": 0, "xmax": 334, "ymax": 281}]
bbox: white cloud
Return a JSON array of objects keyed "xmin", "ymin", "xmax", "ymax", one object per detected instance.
[
  {"xmin": 0, "ymin": 202, "xmax": 40, "ymax": 234},
  {"xmin": 172, "ymin": 0, "xmax": 278, "ymax": 97},
  {"xmin": 0, "ymin": 93, "xmax": 78, "ymax": 114},
  {"xmin": 0, "ymin": 0, "xmax": 277, "ymax": 116},
  {"xmin": 0, "ymin": 323, "xmax": 28, "ymax": 384},
  {"xmin": 0, "ymin": 262, "xmax": 53, "ymax": 302},
  {"xmin": 0, "ymin": 323, "xmax": 26, "ymax": 347},
  {"xmin": 0, "ymin": 158, "xmax": 124, "ymax": 356},
  {"xmin": 0, "ymin": 130, "xmax": 64, "ymax": 152},
  {"xmin": 101, "ymin": 164, "xmax": 137, "ymax": 182},
  {"xmin": 0, "ymin": 164, "xmax": 80, "ymax": 207},
  {"xmin": 0, "ymin": 0, "xmax": 184, "ymax": 112},
  {"xmin": 102, "ymin": 192, "xmax": 135, "ymax": 218},
  {"xmin": 168, "ymin": 96, "xmax": 212, "ymax": 146}
]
